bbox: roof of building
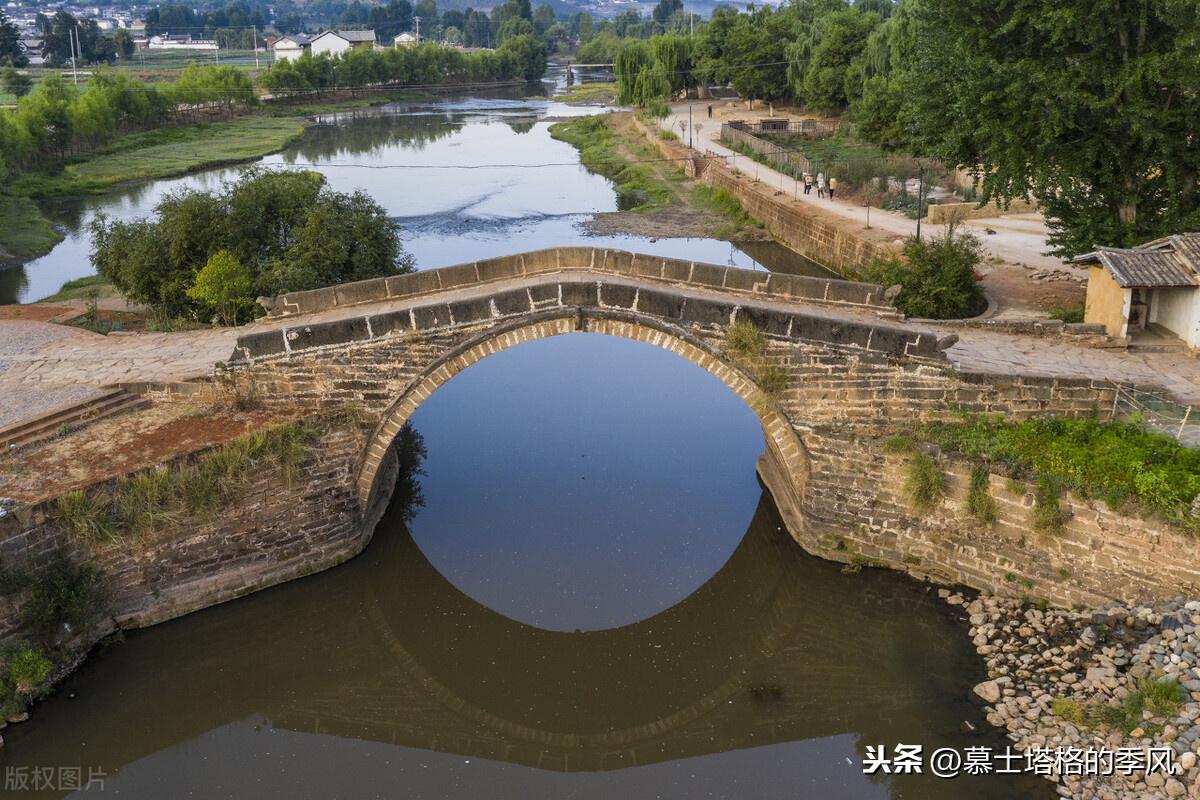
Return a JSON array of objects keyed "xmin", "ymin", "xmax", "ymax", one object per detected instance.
[
  {"xmin": 1071, "ymin": 233, "xmax": 1200, "ymax": 288},
  {"xmin": 337, "ymin": 29, "xmax": 376, "ymax": 42},
  {"xmin": 276, "ymin": 34, "xmax": 311, "ymax": 46}
]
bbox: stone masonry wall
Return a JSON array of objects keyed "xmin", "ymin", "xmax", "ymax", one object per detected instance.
[
  {"xmin": 702, "ymin": 163, "xmax": 881, "ymax": 272},
  {"xmin": 759, "ymin": 427, "xmax": 1200, "ymax": 609},
  {"xmin": 0, "ymin": 423, "xmax": 395, "ymax": 642}
]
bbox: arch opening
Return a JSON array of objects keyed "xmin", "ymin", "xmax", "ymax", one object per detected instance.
[{"xmin": 395, "ymin": 331, "xmax": 768, "ymax": 631}]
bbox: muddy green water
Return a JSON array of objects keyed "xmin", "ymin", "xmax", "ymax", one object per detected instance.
[{"xmin": 2, "ymin": 333, "xmax": 1049, "ymax": 799}]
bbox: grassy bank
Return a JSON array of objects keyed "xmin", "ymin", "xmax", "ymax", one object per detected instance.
[
  {"xmin": 9, "ymin": 117, "xmax": 306, "ymax": 201},
  {"xmin": 35, "ymin": 275, "xmax": 116, "ymax": 304},
  {"xmin": 0, "ymin": 195, "xmax": 62, "ymax": 260},
  {"xmin": 549, "ymin": 114, "xmax": 670, "ymax": 210},
  {"xmin": 1, "ymin": 116, "xmax": 305, "ymax": 268}
]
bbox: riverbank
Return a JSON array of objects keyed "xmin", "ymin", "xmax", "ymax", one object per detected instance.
[
  {"xmin": 952, "ymin": 591, "xmax": 1200, "ymax": 797},
  {"xmin": 550, "ymin": 111, "xmax": 771, "ymax": 243}
]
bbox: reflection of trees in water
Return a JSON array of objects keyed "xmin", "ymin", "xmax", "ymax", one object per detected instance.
[
  {"xmin": 284, "ymin": 111, "xmax": 468, "ymax": 160},
  {"xmin": 502, "ymin": 117, "xmax": 538, "ymax": 135},
  {"xmin": 0, "ymin": 265, "xmax": 30, "ymax": 305}
]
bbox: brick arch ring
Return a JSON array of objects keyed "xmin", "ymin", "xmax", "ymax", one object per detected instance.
[{"xmin": 354, "ymin": 307, "xmax": 811, "ymax": 511}]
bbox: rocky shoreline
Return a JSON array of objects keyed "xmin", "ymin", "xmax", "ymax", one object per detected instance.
[{"xmin": 948, "ymin": 590, "xmax": 1200, "ymax": 798}]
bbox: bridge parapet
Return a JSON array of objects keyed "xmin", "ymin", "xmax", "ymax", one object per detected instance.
[
  {"xmin": 265, "ymin": 248, "xmax": 896, "ymax": 320},
  {"xmin": 232, "ymin": 277, "xmax": 936, "ymax": 366}
]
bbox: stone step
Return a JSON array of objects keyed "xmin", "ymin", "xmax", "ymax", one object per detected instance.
[{"xmin": 0, "ymin": 391, "xmax": 151, "ymax": 450}]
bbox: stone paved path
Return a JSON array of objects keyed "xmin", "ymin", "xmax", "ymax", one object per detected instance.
[{"xmin": 2, "ymin": 272, "xmax": 1199, "ymax": 431}]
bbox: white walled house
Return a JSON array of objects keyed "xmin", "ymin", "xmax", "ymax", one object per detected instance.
[
  {"xmin": 310, "ymin": 29, "xmax": 376, "ymax": 57},
  {"xmin": 273, "ymin": 34, "xmax": 311, "ymax": 61},
  {"xmin": 1073, "ymin": 233, "xmax": 1200, "ymax": 348}
]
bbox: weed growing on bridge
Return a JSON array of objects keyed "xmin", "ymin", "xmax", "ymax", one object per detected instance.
[
  {"xmin": 724, "ymin": 321, "xmax": 766, "ymax": 360},
  {"xmin": 881, "ymin": 435, "xmax": 917, "ymax": 455},
  {"xmin": 52, "ymin": 421, "xmax": 320, "ymax": 545},
  {"xmin": 903, "ymin": 452, "xmax": 946, "ymax": 512},
  {"xmin": 1031, "ymin": 478, "xmax": 1067, "ymax": 537},
  {"xmin": 723, "ymin": 321, "xmax": 791, "ymax": 404},
  {"xmin": 966, "ymin": 465, "xmax": 998, "ymax": 525}
]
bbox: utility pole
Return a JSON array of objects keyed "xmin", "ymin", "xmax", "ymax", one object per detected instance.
[
  {"xmin": 253, "ymin": 25, "xmax": 259, "ymax": 69},
  {"xmin": 916, "ymin": 164, "xmax": 925, "ymax": 241},
  {"xmin": 68, "ymin": 28, "xmax": 78, "ymax": 86},
  {"xmin": 414, "ymin": 16, "xmax": 421, "ymax": 40},
  {"xmin": 688, "ymin": 103, "xmax": 692, "ymax": 150}
]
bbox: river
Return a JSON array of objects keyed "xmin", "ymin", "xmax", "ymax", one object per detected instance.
[
  {"xmin": 0, "ymin": 72, "xmax": 1050, "ymax": 799},
  {"xmin": 0, "ymin": 71, "xmax": 834, "ymax": 306},
  {"xmin": 3, "ymin": 331, "xmax": 1050, "ymax": 799}
]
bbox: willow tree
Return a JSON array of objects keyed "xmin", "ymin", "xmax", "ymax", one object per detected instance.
[{"xmin": 905, "ymin": 0, "xmax": 1200, "ymax": 256}]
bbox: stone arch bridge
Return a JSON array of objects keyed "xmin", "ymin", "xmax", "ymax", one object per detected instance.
[{"xmin": 205, "ymin": 247, "xmax": 1134, "ymax": 608}]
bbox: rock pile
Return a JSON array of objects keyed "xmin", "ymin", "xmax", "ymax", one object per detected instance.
[{"xmin": 951, "ymin": 591, "xmax": 1200, "ymax": 798}]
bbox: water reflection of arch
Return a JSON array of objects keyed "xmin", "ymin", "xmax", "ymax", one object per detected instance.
[{"xmin": 277, "ymin": 492, "xmax": 812, "ymax": 771}]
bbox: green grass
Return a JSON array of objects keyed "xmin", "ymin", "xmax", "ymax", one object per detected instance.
[
  {"xmin": 259, "ymin": 88, "xmax": 432, "ymax": 117},
  {"xmin": 0, "ymin": 195, "xmax": 63, "ymax": 260},
  {"xmin": 966, "ymin": 464, "xmax": 998, "ymax": 524},
  {"xmin": 555, "ymin": 82, "xmax": 616, "ymax": 105},
  {"xmin": 881, "ymin": 435, "xmax": 917, "ymax": 455},
  {"xmin": 917, "ymin": 410, "xmax": 1200, "ymax": 532},
  {"xmin": 549, "ymin": 114, "xmax": 670, "ymax": 210},
  {"xmin": 1053, "ymin": 678, "xmax": 1184, "ymax": 734},
  {"xmin": 1048, "ymin": 301, "xmax": 1086, "ymax": 324},
  {"xmin": 51, "ymin": 420, "xmax": 320, "ymax": 545},
  {"xmin": 903, "ymin": 452, "xmax": 946, "ymax": 512},
  {"xmin": 724, "ymin": 320, "xmax": 767, "ymax": 360},
  {"xmin": 11, "ymin": 117, "xmax": 306, "ymax": 199},
  {"xmin": 35, "ymin": 275, "xmax": 116, "ymax": 303}
]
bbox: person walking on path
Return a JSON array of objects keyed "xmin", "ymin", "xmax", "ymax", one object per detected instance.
[
  {"xmin": 803, "ymin": 172, "xmax": 812, "ymax": 195},
  {"xmin": 829, "ymin": 177, "xmax": 838, "ymax": 201},
  {"xmin": 817, "ymin": 174, "xmax": 826, "ymax": 198}
]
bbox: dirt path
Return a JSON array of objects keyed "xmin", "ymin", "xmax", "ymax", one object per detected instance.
[{"xmin": 661, "ymin": 100, "xmax": 1086, "ymax": 318}]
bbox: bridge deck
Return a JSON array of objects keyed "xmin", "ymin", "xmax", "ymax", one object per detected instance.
[{"xmin": 2, "ymin": 255, "xmax": 1200, "ymax": 432}]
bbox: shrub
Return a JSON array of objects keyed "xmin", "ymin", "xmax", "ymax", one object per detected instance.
[
  {"xmin": 21, "ymin": 554, "xmax": 106, "ymax": 649},
  {"xmin": 1, "ymin": 641, "xmax": 52, "ymax": 708},
  {"xmin": 1030, "ymin": 478, "xmax": 1066, "ymax": 535},
  {"xmin": 859, "ymin": 233, "xmax": 987, "ymax": 319},
  {"xmin": 754, "ymin": 363, "xmax": 789, "ymax": 398},
  {"xmin": 186, "ymin": 250, "xmax": 253, "ymax": 326},
  {"xmin": 881, "ymin": 435, "xmax": 917, "ymax": 455},
  {"xmin": 904, "ymin": 453, "xmax": 945, "ymax": 512}
]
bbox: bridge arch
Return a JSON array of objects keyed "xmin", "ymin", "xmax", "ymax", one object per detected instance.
[{"xmin": 356, "ymin": 308, "xmax": 811, "ymax": 517}]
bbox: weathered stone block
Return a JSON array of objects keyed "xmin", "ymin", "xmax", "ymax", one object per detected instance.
[{"xmin": 286, "ymin": 318, "xmax": 370, "ymax": 352}]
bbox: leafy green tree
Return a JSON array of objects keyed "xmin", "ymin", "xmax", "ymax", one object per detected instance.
[
  {"xmin": 0, "ymin": 9, "xmax": 28, "ymax": 68},
  {"xmin": 496, "ymin": 32, "xmax": 546, "ymax": 81},
  {"xmin": 850, "ymin": 74, "xmax": 905, "ymax": 147},
  {"xmin": 1, "ymin": 66, "xmax": 32, "ymax": 99},
  {"xmin": 905, "ymin": 0, "xmax": 1200, "ymax": 256},
  {"xmin": 652, "ymin": 0, "xmax": 683, "ymax": 25},
  {"xmin": 187, "ymin": 250, "xmax": 253, "ymax": 326},
  {"xmin": 113, "ymin": 28, "xmax": 135, "ymax": 60},
  {"xmin": 798, "ymin": 9, "xmax": 879, "ymax": 112},
  {"xmin": 1, "ymin": 642, "xmax": 52, "ymax": 712},
  {"xmin": 532, "ymin": 4, "xmax": 556, "ymax": 36},
  {"xmin": 91, "ymin": 169, "xmax": 415, "ymax": 320}
]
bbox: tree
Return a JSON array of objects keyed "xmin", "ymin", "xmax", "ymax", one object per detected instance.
[
  {"xmin": 906, "ymin": 0, "xmax": 1200, "ymax": 256},
  {"xmin": 798, "ymin": 9, "xmax": 879, "ymax": 112},
  {"xmin": 652, "ymin": 0, "xmax": 682, "ymax": 26},
  {"xmin": 1, "ymin": 66, "xmax": 32, "ymax": 99},
  {"xmin": 0, "ymin": 9, "xmax": 28, "ymax": 68},
  {"xmin": 532, "ymin": 4, "xmax": 556, "ymax": 37},
  {"xmin": 496, "ymin": 32, "xmax": 546, "ymax": 81},
  {"xmin": 113, "ymin": 28, "xmax": 135, "ymax": 60},
  {"xmin": 187, "ymin": 250, "xmax": 253, "ymax": 326},
  {"xmin": 91, "ymin": 169, "xmax": 415, "ymax": 320}
]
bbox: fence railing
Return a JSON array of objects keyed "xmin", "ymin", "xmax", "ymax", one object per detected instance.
[
  {"xmin": 1108, "ymin": 380, "xmax": 1200, "ymax": 448},
  {"xmin": 718, "ymin": 122, "xmax": 942, "ymax": 193}
]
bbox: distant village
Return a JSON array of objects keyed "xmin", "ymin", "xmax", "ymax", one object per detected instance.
[{"xmin": 2, "ymin": 1, "xmax": 454, "ymax": 65}]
